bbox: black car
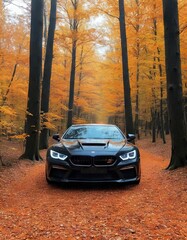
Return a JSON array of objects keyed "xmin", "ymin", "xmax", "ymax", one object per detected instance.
[{"xmin": 45, "ymin": 124, "xmax": 141, "ymax": 184}]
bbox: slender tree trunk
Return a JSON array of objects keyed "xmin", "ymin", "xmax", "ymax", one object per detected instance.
[
  {"xmin": 158, "ymin": 48, "xmax": 166, "ymax": 144},
  {"xmin": 135, "ymin": 60, "xmax": 140, "ymax": 139},
  {"xmin": 144, "ymin": 121, "xmax": 148, "ymax": 137},
  {"xmin": 61, "ymin": 57, "xmax": 67, "ymax": 130},
  {"xmin": 162, "ymin": 0, "xmax": 187, "ymax": 169},
  {"xmin": 134, "ymin": 0, "xmax": 140, "ymax": 139},
  {"xmin": 2, "ymin": 64, "xmax": 18, "ymax": 105},
  {"xmin": 67, "ymin": 39, "xmax": 77, "ymax": 128},
  {"xmin": 77, "ymin": 46, "xmax": 84, "ymax": 99},
  {"xmin": 152, "ymin": 2, "xmax": 166, "ymax": 144},
  {"xmin": 67, "ymin": 1, "xmax": 78, "ymax": 128},
  {"xmin": 75, "ymin": 46, "xmax": 84, "ymax": 119},
  {"xmin": 151, "ymin": 108, "xmax": 156, "ymax": 143},
  {"xmin": 119, "ymin": 0, "xmax": 134, "ymax": 134},
  {"xmin": 150, "ymin": 2, "xmax": 159, "ymax": 143},
  {"xmin": 43, "ymin": 1, "xmax": 47, "ymax": 48},
  {"xmin": 40, "ymin": 0, "xmax": 57, "ymax": 149},
  {"xmin": 20, "ymin": 0, "xmax": 43, "ymax": 160}
]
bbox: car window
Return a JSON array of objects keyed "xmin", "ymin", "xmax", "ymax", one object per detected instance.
[{"xmin": 63, "ymin": 125, "xmax": 124, "ymax": 140}]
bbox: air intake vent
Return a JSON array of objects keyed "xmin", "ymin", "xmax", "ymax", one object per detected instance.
[{"xmin": 81, "ymin": 143, "xmax": 106, "ymax": 146}]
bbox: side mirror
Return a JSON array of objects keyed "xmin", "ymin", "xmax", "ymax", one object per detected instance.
[
  {"xmin": 52, "ymin": 134, "xmax": 60, "ymax": 142},
  {"xmin": 127, "ymin": 133, "xmax": 135, "ymax": 142}
]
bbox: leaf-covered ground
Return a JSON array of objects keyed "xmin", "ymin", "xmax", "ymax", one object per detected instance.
[{"xmin": 0, "ymin": 137, "xmax": 186, "ymax": 240}]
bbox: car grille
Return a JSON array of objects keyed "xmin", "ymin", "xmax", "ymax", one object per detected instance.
[
  {"xmin": 70, "ymin": 156, "xmax": 92, "ymax": 166},
  {"xmin": 70, "ymin": 156, "xmax": 116, "ymax": 166}
]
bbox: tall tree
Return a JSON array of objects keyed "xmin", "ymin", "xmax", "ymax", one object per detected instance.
[
  {"xmin": 20, "ymin": 0, "xmax": 43, "ymax": 160},
  {"xmin": 162, "ymin": 0, "xmax": 187, "ymax": 169},
  {"xmin": 66, "ymin": 0, "xmax": 79, "ymax": 128},
  {"xmin": 119, "ymin": 0, "xmax": 134, "ymax": 134},
  {"xmin": 40, "ymin": 0, "xmax": 57, "ymax": 149},
  {"xmin": 132, "ymin": 0, "xmax": 141, "ymax": 139}
]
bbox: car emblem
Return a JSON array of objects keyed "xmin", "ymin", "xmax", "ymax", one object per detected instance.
[{"xmin": 91, "ymin": 151, "xmax": 95, "ymax": 154}]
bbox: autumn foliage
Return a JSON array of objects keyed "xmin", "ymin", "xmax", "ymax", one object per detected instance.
[{"xmin": 0, "ymin": 0, "xmax": 187, "ymax": 137}]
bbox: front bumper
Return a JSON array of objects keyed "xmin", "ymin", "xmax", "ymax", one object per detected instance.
[{"xmin": 45, "ymin": 157, "xmax": 141, "ymax": 184}]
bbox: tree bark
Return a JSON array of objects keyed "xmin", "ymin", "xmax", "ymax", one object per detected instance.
[
  {"xmin": 158, "ymin": 49, "xmax": 166, "ymax": 144},
  {"xmin": 75, "ymin": 46, "xmax": 84, "ymax": 119},
  {"xmin": 67, "ymin": 1, "xmax": 78, "ymax": 128},
  {"xmin": 151, "ymin": 108, "xmax": 156, "ymax": 143},
  {"xmin": 40, "ymin": 0, "xmax": 57, "ymax": 149},
  {"xmin": 67, "ymin": 39, "xmax": 77, "ymax": 128},
  {"xmin": 20, "ymin": 0, "xmax": 43, "ymax": 160},
  {"xmin": 152, "ymin": 2, "xmax": 166, "ymax": 144},
  {"xmin": 134, "ymin": 0, "xmax": 140, "ymax": 139},
  {"xmin": 2, "ymin": 64, "xmax": 18, "ymax": 105},
  {"xmin": 134, "ymin": 65, "xmax": 140, "ymax": 139},
  {"xmin": 119, "ymin": 0, "xmax": 134, "ymax": 134},
  {"xmin": 162, "ymin": 0, "xmax": 187, "ymax": 169}
]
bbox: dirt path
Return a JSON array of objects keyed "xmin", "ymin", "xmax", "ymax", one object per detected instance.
[{"xmin": 0, "ymin": 139, "xmax": 187, "ymax": 240}]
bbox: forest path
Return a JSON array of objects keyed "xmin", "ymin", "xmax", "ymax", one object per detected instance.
[{"xmin": 0, "ymin": 138, "xmax": 187, "ymax": 240}]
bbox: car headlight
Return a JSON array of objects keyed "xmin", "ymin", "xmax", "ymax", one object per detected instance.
[
  {"xmin": 50, "ymin": 150, "xmax": 68, "ymax": 161},
  {"xmin": 120, "ymin": 150, "xmax": 136, "ymax": 160}
]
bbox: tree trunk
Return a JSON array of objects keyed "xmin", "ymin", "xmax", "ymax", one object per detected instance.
[
  {"xmin": 20, "ymin": 0, "xmax": 43, "ymax": 160},
  {"xmin": 164, "ymin": 111, "xmax": 170, "ymax": 135},
  {"xmin": 40, "ymin": 0, "xmax": 57, "ymax": 149},
  {"xmin": 67, "ymin": 2, "xmax": 78, "ymax": 128},
  {"xmin": 134, "ymin": 0, "xmax": 140, "ymax": 139},
  {"xmin": 118, "ymin": 0, "xmax": 134, "ymax": 134},
  {"xmin": 162, "ymin": 0, "xmax": 187, "ymax": 169},
  {"xmin": 43, "ymin": 1, "xmax": 47, "ymax": 48},
  {"xmin": 153, "ymin": 1, "xmax": 166, "ymax": 144},
  {"xmin": 67, "ymin": 39, "xmax": 77, "ymax": 128},
  {"xmin": 75, "ymin": 46, "xmax": 84, "ymax": 119},
  {"xmin": 135, "ymin": 60, "xmax": 140, "ymax": 139},
  {"xmin": 151, "ymin": 108, "xmax": 156, "ymax": 143},
  {"xmin": 2, "ymin": 63, "xmax": 18, "ymax": 105},
  {"xmin": 158, "ymin": 49, "xmax": 166, "ymax": 144}
]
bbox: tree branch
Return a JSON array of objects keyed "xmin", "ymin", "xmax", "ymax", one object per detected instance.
[{"xmin": 96, "ymin": 7, "xmax": 119, "ymax": 20}]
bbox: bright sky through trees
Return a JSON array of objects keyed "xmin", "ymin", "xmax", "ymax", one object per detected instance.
[{"xmin": 5, "ymin": 0, "xmax": 27, "ymax": 15}]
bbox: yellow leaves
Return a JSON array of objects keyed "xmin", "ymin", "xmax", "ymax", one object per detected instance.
[
  {"xmin": 42, "ymin": 121, "xmax": 56, "ymax": 131},
  {"xmin": 44, "ymin": 112, "xmax": 62, "ymax": 120},
  {"xmin": 60, "ymin": 104, "xmax": 69, "ymax": 111},
  {"xmin": 9, "ymin": 133, "xmax": 28, "ymax": 141},
  {"xmin": 74, "ymin": 97, "xmax": 89, "ymax": 108},
  {"xmin": 41, "ymin": 112, "xmax": 62, "ymax": 130},
  {"xmin": 73, "ymin": 117, "xmax": 87, "ymax": 124},
  {"xmin": 0, "ymin": 10, "xmax": 29, "ymax": 135},
  {"xmin": 0, "ymin": 106, "xmax": 16, "ymax": 116},
  {"xmin": 0, "ymin": 120, "xmax": 14, "ymax": 129},
  {"xmin": 0, "ymin": 0, "xmax": 185, "ymax": 133}
]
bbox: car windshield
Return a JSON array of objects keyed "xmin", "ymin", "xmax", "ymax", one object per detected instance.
[{"xmin": 63, "ymin": 125, "xmax": 125, "ymax": 140}]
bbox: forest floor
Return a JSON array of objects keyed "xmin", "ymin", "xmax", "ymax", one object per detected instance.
[{"xmin": 0, "ymin": 136, "xmax": 187, "ymax": 240}]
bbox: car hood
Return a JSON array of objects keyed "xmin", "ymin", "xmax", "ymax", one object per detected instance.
[{"xmin": 54, "ymin": 139, "xmax": 132, "ymax": 156}]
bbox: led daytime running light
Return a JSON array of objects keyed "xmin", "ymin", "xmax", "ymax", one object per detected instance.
[
  {"xmin": 50, "ymin": 150, "xmax": 68, "ymax": 161},
  {"xmin": 120, "ymin": 150, "xmax": 136, "ymax": 161}
]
